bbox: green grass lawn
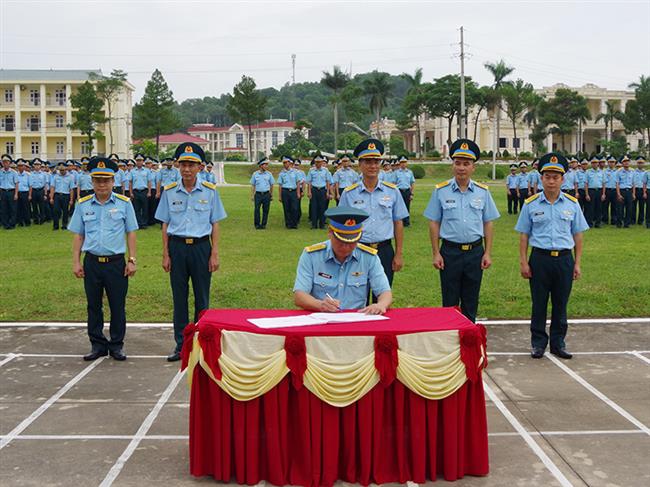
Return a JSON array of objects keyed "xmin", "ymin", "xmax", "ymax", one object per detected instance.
[{"xmin": 1, "ymin": 175, "xmax": 648, "ymax": 322}]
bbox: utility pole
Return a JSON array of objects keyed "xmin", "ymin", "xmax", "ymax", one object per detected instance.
[
  {"xmin": 459, "ymin": 26, "xmax": 466, "ymax": 139},
  {"xmin": 291, "ymin": 54, "xmax": 296, "ymax": 85}
]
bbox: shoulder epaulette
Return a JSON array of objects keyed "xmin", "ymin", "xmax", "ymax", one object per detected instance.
[
  {"xmin": 563, "ymin": 192, "xmax": 578, "ymax": 203},
  {"xmin": 382, "ymin": 181, "xmax": 397, "ymax": 189},
  {"xmin": 78, "ymin": 194, "xmax": 93, "ymax": 203},
  {"xmin": 474, "ymin": 181, "xmax": 489, "ymax": 190},
  {"xmin": 435, "ymin": 180, "xmax": 450, "ymax": 189},
  {"xmin": 344, "ymin": 183, "xmax": 359, "ymax": 192},
  {"xmin": 525, "ymin": 193, "xmax": 541, "ymax": 204},
  {"xmin": 202, "ymin": 181, "xmax": 217, "ymax": 190},
  {"xmin": 357, "ymin": 243, "xmax": 378, "ymax": 255},
  {"xmin": 115, "ymin": 193, "xmax": 130, "ymax": 202},
  {"xmin": 305, "ymin": 243, "xmax": 327, "ymax": 253},
  {"xmin": 164, "ymin": 182, "xmax": 177, "ymax": 191}
]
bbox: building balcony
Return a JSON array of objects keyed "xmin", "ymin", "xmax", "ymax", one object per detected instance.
[{"xmin": 0, "ymin": 126, "xmax": 16, "ymax": 133}]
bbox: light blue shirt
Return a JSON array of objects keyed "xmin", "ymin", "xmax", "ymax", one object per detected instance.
[
  {"xmin": 69, "ymin": 170, "xmax": 79, "ymax": 189},
  {"xmin": 293, "ymin": 240, "xmax": 390, "ymax": 310},
  {"xmin": 158, "ymin": 167, "xmax": 180, "ymax": 188},
  {"xmin": 380, "ymin": 170, "xmax": 397, "ymax": 185},
  {"xmin": 278, "ymin": 168, "xmax": 299, "ymax": 189},
  {"xmin": 16, "ymin": 171, "xmax": 31, "ymax": 191},
  {"xmin": 114, "ymin": 169, "xmax": 126, "ymax": 188},
  {"xmin": 528, "ymin": 170, "xmax": 541, "ymax": 191},
  {"xmin": 339, "ymin": 180, "xmax": 409, "ymax": 243},
  {"xmin": 78, "ymin": 172, "xmax": 93, "ymax": 191},
  {"xmin": 295, "ymin": 169, "xmax": 306, "ymax": 186},
  {"xmin": 394, "ymin": 168, "xmax": 415, "ymax": 190},
  {"xmin": 29, "ymin": 171, "xmax": 48, "ymax": 190},
  {"xmin": 575, "ymin": 170, "xmax": 587, "ymax": 189},
  {"xmin": 147, "ymin": 170, "xmax": 158, "ymax": 186},
  {"xmin": 155, "ymin": 180, "xmax": 227, "ymax": 237},
  {"xmin": 250, "ymin": 170, "xmax": 275, "ymax": 192},
  {"xmin": 68, "ymin": 192, "xmax": 138, "ymax": 255},
  {"xmin": 333, "ymin": 167, "xmax": 360, "ymax": 189},
  {"xmin": 0, "ymin": 168, "xmax": 18, "ymax": 190},
  {"xmin": 203, "ymin": 171, "xmax": 216, "ymax": 184},
  {"xmin": 604, "ymin": 168, "xmax": 618, "ymax": 189},
  {"xmin": 644, "ymin": 171, "xmax": 650, "ymax": 187},
  {"xmin": 517, "ymin": 172, "xmax": 530, "ymax": 190},
  {"xmin": 51, "ymin": 173, "xmax": 75, "ymax": 194},
  {"xmin": 515, "ymin": 191, "xmax": 589, "ymax": 250},
  {"xmin": 616, "ymin": 168, "xmax": 634, "ymax": 189},
  {"xmin": 633, "ymin": 169, "xmax": 646, "ymax": 188},
  {"xmin": 586, "ymin": 168, "xmax": 603, "ymax": 190},
  {"xmin": 561, "ymin": 170, "xmax": 576, "ymax": 191},
  {"xmin": 423, "ymin": 178, "xmax": 500, "ymax": 243},
  {"xmin": 130, "ymin": 167, "xmax": 151, "ymax": 190},
  {"xmin": 506, "ymin": 173, "xmax": 518, "ymax": 189},
  {"xmin": 306, "ymin": 167, "xmax": 331, "ymax": 188}
]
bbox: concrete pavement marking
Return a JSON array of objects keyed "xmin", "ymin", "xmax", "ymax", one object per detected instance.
[
  {"xmin": 489, "ymin": 350, "xmax": 650, "ymax": 356},
  {"xmin": 630, "ymin": 351, "xmax": 650, "ymax": 365},
  {"xmin": 547, "ymin": 354, "xmax": 650, "ymax": 435},
  {"xmin": 481, "ymin": 317, "xmax": 650, "ymax": 325},
  {"xmin": 0, "ymin": 357, "xmax": 106, "ymax": 450},
  {"xmin": 98, "ymin": 369, "xmax": 185, "ymax": 487},
  {"xmin": 483, "ymin": 380, "xmax": 574, "ymax": 487},
  {"xmin": 0, "ymin": 353, "xmax": 16, "ymax": 366},
  {"xmin": 0, "ymin": 353, "xmax": 168, "ymax": 358}
]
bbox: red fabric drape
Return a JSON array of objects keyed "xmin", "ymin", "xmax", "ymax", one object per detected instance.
[
  {"xmin": 459, "ymin": 324, "xmax": 488, "ymax": 383},
  {"xmin": 180, "ymin": 323, "xmax": 197, "ymax": 371},
  {"xmin": 190, "ymin": 366, "xmax": 489, "ymax": 486},
  {"xmin": 197, "ymin": 323, "xmax": 222, "ymax": 380}
]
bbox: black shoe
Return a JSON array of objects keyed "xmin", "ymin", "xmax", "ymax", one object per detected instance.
[
  {"xmin": 167, "ymin": 351, "xmax": 181, "ymax": 362},
  {"xmin": 109, "ymin": 349, "xmax": 127, "ymax": 361},
  {"xmin": 83, "ymin": 350, "xmax": 108, "ymax": 361},
  {"xmin": 550, "ymin": 347, "xmax": 572, "ymax": 359},
  {"xmin": 594, "ymin": 224, "xmax": 601, "ymax": 228},
  {"xmin": 62, "ymin": 226, "xmax": 67, "ymax": 230},
  {"xmin": 531, "ymin": 348, "xmax": 545, "ymax": 359}
]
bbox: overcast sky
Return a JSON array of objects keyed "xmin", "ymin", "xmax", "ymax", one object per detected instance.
[{"xmin": 1, "ymin": 1, "xmax": 648, "ymax": 102}]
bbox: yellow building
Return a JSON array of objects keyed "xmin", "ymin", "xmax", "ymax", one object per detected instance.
[{"xmin": 0, "ymin": 69, "xmax": 134, "ymax": 161}]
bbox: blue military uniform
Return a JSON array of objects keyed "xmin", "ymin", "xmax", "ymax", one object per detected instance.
[
  {"xmin": 395, "ymin": 156, "xmax": 416, "ymax": 226},
  {"xmin": 506, "ymin": 165, "xmax": 519, "ymax": 214},
  {"xmin": 1, "ymin": 154, "xmax": 19, "ymax": 229},
  {"xmin": 294, "ymin": 159, "xmax": 306, "ymax": 225},
  {"xmin": 515, "ymin": 152, "xmax": 589, "ymax": 359},
  {"xmin": 528, "ymin": 162, "xmax": 541, "ymax": 194},
  {"xmin": 576, "ymin": 160, "xmax": 589, "ymax": 211},
  {"xmin": 130, "ymin": 154, "xmax": 151, "ymax": 228},
  {"xmin": 50, "ymin": 163, "xmax": 74, "ymax": 230},
  {"xmin": 332, "ymin": 157, "xmax": 359, "ymax": 199},
  {"xmin": 585, "ymin": 158, "xmax": 604, "ymax": 227},
  {"xmin": 29, "ymin": 158, "xmax": 48, "ymax": 224},
  {"xmin": 155, "ymin": 143, "xmax": 227, "ymax": 360},
  {"xmin": 15, "ymin": 160, "xmax": 31, "ymax": 227},
  {"xmin": 603, "ymin": 156, "xmax": 618, "ymax": 225},
  {"xmin": 277, "ymin": 156, "xmax": 300, "ymax": 229},
  {"xmin": 423, "ymin": 139, "xmax": 500, "ymax": 322},
  {"xmin": 250, "ymin": 157, "xmax": 275, "ymax": 229},
  {"xmin": 306, "ymin": 155, "xmax": 332, "ymax": 229},
  {"xmin": 632, "ymin": 157, "xmax": 647, "ymax": 225},
  {"xmin": 68, "ymin": 157, "xmax": 138, "ymax": 361},
  {"xmin": 615, "ymin": 156, "xmax": 635, "ymax": 227},
  {"xmin": 517, "ymin": 162, "xmax": 530, "ymax": 212}
]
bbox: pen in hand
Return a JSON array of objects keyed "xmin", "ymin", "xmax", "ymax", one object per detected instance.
[{"xmin": 325, "ymin": 293, "xmax": 341, "ymax": 311}]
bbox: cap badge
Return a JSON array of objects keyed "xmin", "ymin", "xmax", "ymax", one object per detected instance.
[
  {"xmin": 97, "ymin": 161, "xmax": 105, "ymax": 168},
  {"xmin": 185, "ymin": 145, "xmax": 193, "ymax": 153},
  {"xmin": 368, "ymin": 143, "xmax": 376, "ymax": 150},
  {"xmin": 550, "ymin": 156, "xmax": 558, "ymax": 164},
  {"xmin": 344, "ymin": 219, "xmax": 356, "ymax": 227},
  {"xmin": 460, "ymin": 142, "xmax": 469, "ymax": 150}
]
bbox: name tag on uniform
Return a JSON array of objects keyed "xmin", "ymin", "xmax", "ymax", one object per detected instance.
[
  {"xmin": 445, "ymin": 199, "xmax": 455, "ymax": 204},
  {"xmin": 353, "ymin": 200, "xmax": 364, "ymax": 205},
  {"xmin": 533, "ymin": 211, "xmax": 544, "ymax": 216},
  {"xmin": 172, "ymin": 200, "xmax": 183, "ymax": 206},
  {"xmin": 84, "ymin": 211, "xmax": 95, "ymax": 216},
  {"xmin": 318, "ymin": 272, "xmax": 332, "ymax": 279}
]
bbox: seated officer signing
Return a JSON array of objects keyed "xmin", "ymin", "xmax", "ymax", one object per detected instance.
[
  {"xmin": 293, "ymin": 206, "xmax": 392, "ymax": 314},
  {"xmin": 68, "ymin": 157, "xmax": 138, "ymax": 361},
  {"xmin": 515, "ymin": 153, "xmax": 589, "ymax": 360},
  {"xmin": 155, "ymin": 143, "xmax": 227, "ymax": 362}
]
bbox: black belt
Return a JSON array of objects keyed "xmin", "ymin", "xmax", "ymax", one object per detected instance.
[
  {"xmin": 532, "ymin": 247, "xmax": 572, "ymax": 257},
  {"xmin": 620, "ymin": 188, "xmax": 632, "ymax": 191},
  {"xmin": 442, "ymin": 238, "xmax": 483, "ymax": 251},
  {"xmin": 169, "ymin": 235, "xmax": 209, "ymax": 245},
  {"xmin": 55, "ymin": 192, "xmax": 69, "ymax": 195},
  {"xmin": 282, "ymin": 188, "xmax": 296, "ymax": 191},
  {"xmin": 256, "ymin": 191, "xmax": 270, "ymax": 194},
  {"xmin": 19, "ymin": 191, "xmax": 29, "ymax": 194},
  {"xmin": 362, "ymin": 239, "xmax": 392, "ymax": 249},
  {"xmin": 133, "ymin": 188, "xmax": 148, "ymax": 192},
  {"xmin": 86, "ymin": 253, "xmax": 124, "ymax": 263}
]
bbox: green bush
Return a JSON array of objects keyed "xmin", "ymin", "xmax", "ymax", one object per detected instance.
[
  {"xmin": 502, "ymin": 149, "xmax": 510, "ymax": 158},
  {"xmin": 427, "ymin": 150, "xmax": 441, "ymax": 158},
  {"xmin": 487, "ymin": 166, "xmax": 506, "ymax": 180},
  {"xmin": 518, "ymin": 151, "xmax": 534, "ymax": 159},
  {"xmin": 411, "ymin": 165, "xmax": 425, "ymax": 179},
  {"xmin": 226, "ymin": 153, "xmax": 247, "ymax": 162}
]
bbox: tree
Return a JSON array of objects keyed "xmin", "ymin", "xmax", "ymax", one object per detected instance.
[
  {"xmin": 523, "ymin": 93, "xmax": 548, "ymax": 155},
  {"xmin": 484, "ymin": 59, "xmax": 515, "ymax": 155},
  {"xmin": 598, "ymin": 135, "xmax": 629, "ymax": 158},
  {"xmin": 363, "ymin": 71, "xmax": 393, "ymax": 136},
  {"xmin": 69, "ymin": 81, "xmax": 106, "ymax": 156},
  {"xmin": 270, "ymin": 132, "xmax": 317, "ymax": 159},
  {"xmin": 400, "ymin": 68, "xmax": 426, "ymax": 158},
  {"xmin": 321, "ymin": 66, "xmax": 350, "ymax": 155},
  {"xmin": 133, "ymin": 69, "xmax": 178, "ymax": 158},
  {"xmin": 595, "ymin": 100, "xmax": 623, "ymax": 142},
  {"xmin": 226, "ymin": 75, "xmax": 267, "ymax": 162},
  {"xmin": 627, "ymin": 75, "xmax": 650, "ymax": 153},
  {"xmin": 501, "ymin": 79, "xmax": 535, "ymax": 158},
  {"xmin": 468, "ymin": 85, "xmax": 499, "ymax": 142},
  {"xmin": 90, "ymin": 69, "xmax": 128, "ymax": 154},
  {"xmin": 540, "ymin": 88, "xmax": 590, "ymax": 152}
]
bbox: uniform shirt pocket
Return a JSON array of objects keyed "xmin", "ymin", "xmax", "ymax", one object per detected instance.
[
  {"xmin": 194, "ymin": 203, "xmax": 210, "ymax": 212},
  {"xmin": 442, "ymin": 200, "xmax": 459, "ymax": 219},
  {"xmin": 346, "ymin": 275, "xmax": 367, "ymax": 305}
]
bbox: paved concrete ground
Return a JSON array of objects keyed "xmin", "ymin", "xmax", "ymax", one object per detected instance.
[{"xmin": 1, "ymin": 320, "xmax": 649, "ymax": 487}]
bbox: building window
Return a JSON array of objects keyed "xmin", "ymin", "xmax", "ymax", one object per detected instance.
[
  {"xmin": 29, "ymin": 89, "xmax": 40, "ymax": 106},
  {"xmin": 55, "ymin": 89, "xmax": 66, "ymax": 106},
  {"xmin": 513, "ymin": 138, "xmax": 520, "ymax": 149},
  {"xmin": 31, "ymin": 141, "xmax": 40, "ymax": 155},
  {"xmin": 4, "ymin": 89, "xmax": 13, "ymax": 104},
  {"xmin": 2, "ymin": 115, "xmax": 14, "ymax": 131},
  {"xmin": 56, "ymin": 142, "xmax": 65, "ymax": 155},
  {"xmin": 55, "ymin": 115, "xmax": 65, "ymax": 128},
  {"xmin": 271, "ymin": 131, "xmax": 278, "ymax": 147},
  {"xmin": 499, "ymin": 137, "xmax": 507, "ymax": 148},
  {"xmin": 81, "ymin": 141, "xmax": 91, "ymax": 155},
  {"xmin": 235, "ymin": 133, "xmax": 244, "ymax": 148},
  {"xmin": 27, "ymin": 116, "xmax": 39, "ymax": 131},
  {"xmin": 552, "ymin": 142, "xmax": 558, "ymax": 151},
  {"xmin": 5, "ymin": 142, "xmax": 14, "ymax": 155}
]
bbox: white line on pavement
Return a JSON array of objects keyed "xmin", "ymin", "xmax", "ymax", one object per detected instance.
[
  {"xmin": 98, "ymin": 369, "xmax": 185, "ymax": 487},
  {"xmin": 480, "ymin": 317, "xmax": 650, "ymax": 325},
  {"xmin": 483, "ymin": 381, "xmax": 574, "ymax": 487},
  {"xmin": 0, "ymin": 353, "xmax": 17, "ymax": 366},
  {"xmin": 0, "ymin": 353, "xmax": 168, "ymax": 359},
  {"xmin": 547, "ymin": 354, "xmax": 650, "ymax": 436},
  {"xmin": 489, "ymin": 351, "xmax": 650, "ymax": 356},
  {"xmin": 0, "ymin": 357, "xmax": 105, "ymax": 450},
  {"xmin": 630, "ymin": 351, "xmax": 650, "ymax": 365}
]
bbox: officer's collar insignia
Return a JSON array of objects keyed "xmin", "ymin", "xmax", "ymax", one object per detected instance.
[
  {"xmin": 97, "ymin": 161, "xmax": 105, "ymax": 168},
  {"xmin": 368, "ymin": 143, "xmax": 376, "ymax": 150},
  {"xmin": 344, "ymin": 219, "xmax": 356, "ymax": 226},
  {"xmin": 550, "ymin": 156, "xmax": 558, "ymax": 163},
  {"xmin": 461, "ymin": 142, "xmax": 469, "ymax": 150},
  {"xmin": 185, "ymin": 145, "xmax": 193, "ymax": 153}
]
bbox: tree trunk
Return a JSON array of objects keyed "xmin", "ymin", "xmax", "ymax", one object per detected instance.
[
  {"xmin": 473, "ymin": 106, "xmax": 484, "ymax": 142},
  {"xmin": 496, "ymin": 103, "xmax": 501, "ymax": 156},
  {"xmin": 512, "ymin": 120, "xmax": 518, "ymax": 159},
  {"xmin": 446, "ymin": 115, "xmax": 454, "ymax": 155},
  {"xmin": 415, "ymin": 114, "xmax": 422, "ymax": 159},
  {"xmin": 107, "ymin": 101, "xmax": 114, "ymax": 153},
  {"xmin": 248, "ymin": 127, "xmax": 253, "ymax": 162},
  {"xmin": 333, "ymin": 100, "xmax": 338, "ymax": 156}
]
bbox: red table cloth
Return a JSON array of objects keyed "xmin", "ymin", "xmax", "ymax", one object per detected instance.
[{"xmin": 183, "ymin": 307, "xmax": 489, "ymax": 486}]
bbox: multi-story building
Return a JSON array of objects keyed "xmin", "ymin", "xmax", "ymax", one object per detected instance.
[
  {"xmin": 0, "ymin": 69, "xmax": 134, "ymax": 161},
  {"xmin": 187, "ymin": 119, "xmax": 308, "ymax": 160},
  {"xmin": 133, "ymin": 132, "xmax": 209, "ymax": 154},
  {"xmin": 374, "ymin": 83, "xmax": 644, "ymax": 158}
]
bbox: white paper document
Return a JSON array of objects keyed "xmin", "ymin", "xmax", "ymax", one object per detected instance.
[{"xmin": 248, "ymin": 312, "xmax": 389, "ymax": 329}]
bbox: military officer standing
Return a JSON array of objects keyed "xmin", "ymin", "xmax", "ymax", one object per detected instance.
[
  {"xmin": 155, "ymin": 143, "xmax": 227, "ymax": 362},
  {"xmin": 114, "ymin": 160, "xmax": 127, "ymax": 195},
  {"xmin": 615, "ymin": 155, "xmax": 635, "ymax": 228},
  {"xmin": 423, "ymin": 139, "xmax": 500, "ymax": 323},
  {"xmin": 49, "ymin": 162, "xmax": 74, "ymax": 230},
  {"xmin": 633, "ymin": 156, "xmax": 646, "ymax": 225},
  {"xmin": 68, "ymin": 157, "xmax": 138, "ymax": 361},
  {"xmin": 603, "ymin": 156, "xmax": 618, "ymax": 225},
  {"xmin": 306, "ymin": 153, "xmax": 332, "ymax": 229},
  {"xmin": 156, "ymin": 158, "xmax": 179, "ymax": 197},
  {"xmin": 294, "ymin": 158, "xmax": 306, "ymax": 225},
  {"xmin": 506, "ymin": 164, "xmax": 519, "ymax": 214},
  {"xmin": 129, "ymin": 153, "xmax": 151, "ymax": 229},
  {"xmin": 293, "ymin": 206, "xmax": 392, "ymax": 313},
  {"xmin": 516, "ymin": 161, "xmax": 530, "ymax": 212},
  {"xmin": 395, "ymin": 156, "xmax": 415, "ymax": 227},
  {"xmin": 584, "ymin": 157, "xmax": 603, "ymax": 228},
  {"xmin": 250, "ymin": 157, "xmax": 274, "ymax": 229},
  {"xmin": 515, "ymin": 153, "xmax": 589, "ymax": 359},
  {"xmin": 277, "ymin": 155, "xmax": 300, "ymax": 229},
  {"xmin": 77, "ymin": 159, "xmax": 94, "ymax": 199},
  {"xmin": 529, "ymin": 160, "xmax": 541, "ymax": 194},
  {"xmin": 15, "ymin": 159, "xmax": 31, "ymax": 227},
  {"xmin": 0, "ymin": 154, "xmax": 18, "ymax": 229},
  {"xmin": 339, "ymin": 139, "xmax": 408, "ymax": 298},
  {"xmin": 29, "ymin": 158, "xmax": 48, "ymax": 224},
  {"xmin": 332, "ymin": 154, "xmax": 359, "ymax": 200}
]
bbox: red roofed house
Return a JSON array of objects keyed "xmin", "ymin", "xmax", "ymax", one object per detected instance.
[
  {"xmin": 187, "ymin": 119, "xmax": 309, "ymax": 160},
  {"xmin": 132, "ymin": 132, "xmax": 209, "ymax": 154}
]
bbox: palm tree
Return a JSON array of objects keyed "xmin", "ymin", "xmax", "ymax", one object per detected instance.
[
  {"xmin": 471, "ymin": 85, "xmax": 499, "ymax": 142},
  {"xmin": 363, "ymin": 71, "xmax": 393, "ymax": 138},
  {"xmin": 501, "ymin": 79, "xmax": 535, "ymax": 158},
  {"xmin": 321, "ymin": 66, "xmax": 350, "ymax": 155},
  {"xmin": 595, "ymin": 100, "xmax": 624, "ymax": 142},
  {"xmin": 628, "ymin": 75, "xmax": 650, "ymax": 91},
  {"xmin": 401, "ymin": 68, "xmax": 424, "ymax": 158},
  {"xmin": 523, "ymin": 93, "xmax": 547, "ymax": 155},
  {"xmin": 484, "ymin": 59, "xmax": 515, "ymax": 156}
]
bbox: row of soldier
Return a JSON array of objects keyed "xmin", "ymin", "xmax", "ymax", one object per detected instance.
[
  {"xmin": 506, "ymin": 155, "xmax": 649, "ymax": 228},
  {"xmin": 0, "ymin": 153, "xmax": 218, "ymax": 230}
]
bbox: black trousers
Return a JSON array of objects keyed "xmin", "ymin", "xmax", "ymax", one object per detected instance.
[
  {"xmin": 169, "ymin": 238, "xmax": 212, "ymax": 352},
  {"xmin": 578, "ymin": 189, "xmax": 587, "ymax": 211},
  {"xmin": 529, "ymin": 250, "xmax": 574, "ymax": 350},
  {"xmin": 148, "ymin": 193, "xmax": 158, "ymax": 225},
  {"xmin": 79, "ymin": 189, "xmax": 93, "ymax": 198},
  {"xmin": 16, "ymin": 191, "xmax": 30, "ymax": 226},
  {"xmin": 83, "ymin": 254, "xmax": 128, "ymax": 353},
  {"xmin": 297, "ymin": 196, "xmax": 303, "ymax": 225},
  {"xmin": 633, "ymin": 188, "xmax": 645, "ymax": 225},
  {"xmin": 399, "ymin": 188, "xmax": 412, "ymax": 226},
  {"xmin": 281, "ymin": 188, "xmax": 299, "ymax": 228},
  {"xmin": 585, "ymin": 189, "xmax": 601, "ymax": 227},
  {"xmin": 114, "ymin": 185, "xmax": 123, "ymax": 195},
  {"xmin": 615, "ymin": 189, "xmax": 634, "ymax": 227},
  {"xmin": 310, "ymin": 187, "xmax": 328, "ymax": 228},
  {"xmin": 254, "ymin": 191, "xmax": 271, "ymax": 228},
  {"xmin": 365, "ymin": 240, "xmax": 394, "ymax": 304},
  {"xmin": 0, "ymin": 189, "xmax": 16, "ymax": 229},
  {"xmin": 517, "ymin": 188, "xmax": 529, "ymax": 213},
  {"xmin": 132, "ymin": 189, "xmax": 149, "ymax": 228},
  {"xmin": 439, "ymin": 243, "xmax": 483, "ymax": 323},
  {"xmin": 31, "ymin": 188, "xmax": 45, "ymax": 224},
  {"xmin": 507, "ymin": 189, "xmax": 518, "ymax": 214},
  {"xmin": 53, "ymin": 193, "xmax": 70, "ymax": 229},
  {"xmin": 604, "ymin": 188, "xmax": 617, "ymax": 224}
]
